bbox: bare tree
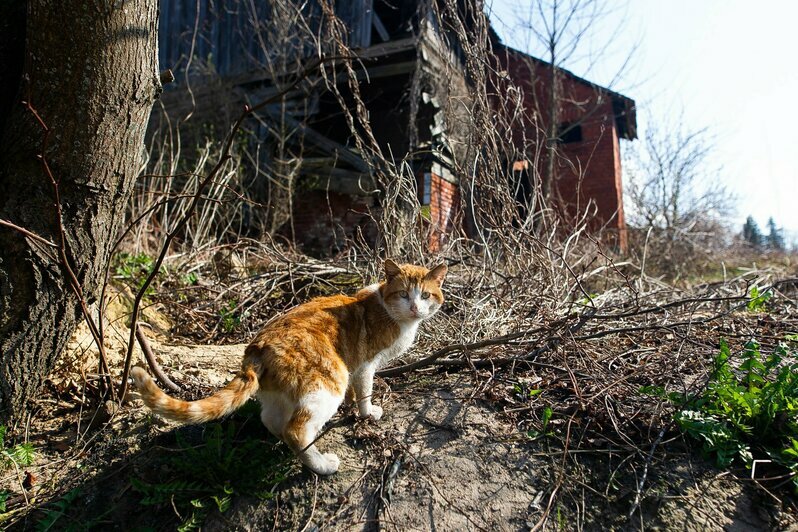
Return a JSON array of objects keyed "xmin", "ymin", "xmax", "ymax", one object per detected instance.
[
  {"xmin": 0, "ymin": 1, "xmax": 160, "ymax": 418},
  {"xmin": 512, "ymin": 0, "xmax": 636, "ymax": 202},
  {"xmin": 624, "ymin": 117, "xmax": 734, "ymax": 238}
]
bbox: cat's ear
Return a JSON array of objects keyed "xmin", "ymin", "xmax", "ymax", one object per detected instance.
[
  {"xmin": 426, "ymin": 263, "xmax": 448, "ymax": 286},
  {"xmin": 384, "ymin": 259, "xmax": 402, "ymax": 281}
]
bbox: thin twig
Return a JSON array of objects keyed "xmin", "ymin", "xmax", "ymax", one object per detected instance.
[{"xmin": 135, "ymin": 325, "xmax": 181, "ymax": 393}]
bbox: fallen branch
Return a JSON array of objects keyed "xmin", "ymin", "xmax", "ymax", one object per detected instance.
[{"xmin": 378, "ymin": 311, "xmax": 594, "ymax": 378}]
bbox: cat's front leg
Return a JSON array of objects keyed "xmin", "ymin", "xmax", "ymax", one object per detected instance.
[
  {"xmin": 345, "ymin": 385, "xmax": 356, "ymax": 406},
  {"xmin": 351, "ymin": 362, "xmax": 382, "ymax": 421}
]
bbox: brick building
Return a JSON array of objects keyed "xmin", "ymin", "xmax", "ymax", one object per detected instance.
[
  {"xmin": 494, "ymin": 43, "xmax": 636, "ymax": 250},
  {"xmin": 156, "ymin": 0, "xmax": 636, "ymax": 254}
]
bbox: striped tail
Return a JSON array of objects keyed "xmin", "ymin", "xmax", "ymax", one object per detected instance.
[{"xmin": 131, "ymin": 364, "xmax": 260, "ymax": 424}]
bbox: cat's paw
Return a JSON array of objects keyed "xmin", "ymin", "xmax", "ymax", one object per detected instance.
[
  {"xmin": 313, "ymin": 453, "xmax": 340, "ymax": 475},
  {"xmin": 367, "ymin": 405, "xmax": 383, "ymax": 421}
]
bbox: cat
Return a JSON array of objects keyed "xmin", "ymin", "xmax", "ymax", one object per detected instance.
[{"xmin": 131, "ymin": 259, "xmax": 447, "ymax": 475}]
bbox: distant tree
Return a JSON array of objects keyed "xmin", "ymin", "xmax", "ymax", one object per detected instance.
[
  {"xmin": 625, "ymin": 117, "xmax": 734, "ymax": 240},
  {"xmin": 765, "ymin": 217, "xmax": 785, "ymax": 251},
  {"xmin": 742, "ymin": 216, "xmax": 763, "ymax": 248}
]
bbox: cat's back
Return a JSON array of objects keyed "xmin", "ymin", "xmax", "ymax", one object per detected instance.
[{"xmin": 249, "ymin": 291, "xmax": 370, "ymax": 348}]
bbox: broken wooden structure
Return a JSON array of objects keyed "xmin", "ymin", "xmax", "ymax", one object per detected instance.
[{"xmin": 155, "ymin": 0, "xmax": 636, "ymax": 253}]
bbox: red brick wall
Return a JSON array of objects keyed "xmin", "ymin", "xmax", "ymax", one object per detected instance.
[
  {"xmin": 427, "ymin": 172, "xmax": 460, "ymax": 250},
  {"xmin": 288, "ymin": 173, "xmax": 463, "ymax": 254},
  {"xmin": 495, "ymin": 48, "xmax": 628, "ymax": 251},
  {"xmin": 290, "ymin": 190, "xmax": 377, "ymax": 255}
]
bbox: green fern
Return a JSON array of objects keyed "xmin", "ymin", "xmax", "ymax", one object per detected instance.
[
  {"xmin": 131, "ymin": 417, "xmax": 290, "ymax": 529},
  {"xmin": 0, "ymin": 490, "xmax": 10, "ymax": 513},
  {"xmin": 176, "ymin": 510, "xmax": 204, "ymax": 532},
  {"xmin": 0, "ymin": 425, "xmax": 35, "ymax": 469},
  {"xmin": 5, "ymin": 443, "xmax": 35, "ymax": 467},
  {"xmin": 35, "ymin": 489, "xmax": 82, "ymax": 532}
]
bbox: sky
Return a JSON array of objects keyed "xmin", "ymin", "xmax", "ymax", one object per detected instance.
[{"xmin": 487, "ymin": 0, "xmax": 798, "ymax": 245}]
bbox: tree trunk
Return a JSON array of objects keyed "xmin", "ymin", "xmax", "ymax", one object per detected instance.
[
  {"xmin": 543, "ymin": 55, "xmax": 558, "ymax": 204},
  {"xmin": 0, "ymin": 1, "xmax": 160, "ymax": 420}
]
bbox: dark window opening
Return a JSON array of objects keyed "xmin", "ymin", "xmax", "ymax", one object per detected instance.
[
  {"xmin": 558, "ymin": 122, "xmax": 583, "ymax": 144},
  {"xmin": 422, "ymin": 172, "xmax": 432, "ymax": 205},
  {"xmin": 372, "ymin": 0, "xmax": 419, "ymax": 40}
]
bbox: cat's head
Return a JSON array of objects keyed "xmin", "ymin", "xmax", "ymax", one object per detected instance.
[{"xmin": 381, "ymin": 259, "xmax": 447, "ymax": 322}]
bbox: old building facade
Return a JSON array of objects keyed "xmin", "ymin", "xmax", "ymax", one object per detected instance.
[{"xmin": 155, "ymin": 0, "xmax": 636, "ymax": 253}]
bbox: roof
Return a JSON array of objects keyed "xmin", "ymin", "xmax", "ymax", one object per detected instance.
[{"xmin": 492, "ymin": 37, "xmax": 637, "ymax": 141}]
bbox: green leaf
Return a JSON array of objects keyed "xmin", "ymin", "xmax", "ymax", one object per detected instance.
[
  {"xmin": 639, "ymin": 385, "xmax": 665, "ymax": 397},
  {"xmin": 6, "ymin": 443, "xmax": 35, "ymax": 467},
  {"xmin": 541, "ymin": 407, "xmax": 553, "ymax": 431},
  {"xmin": 211, "ymin": 494, "xmax": 231, "ymax": 513},
  {"xmin": 0, "ymin": 490, "xmax": 11, "ymax": 513}
]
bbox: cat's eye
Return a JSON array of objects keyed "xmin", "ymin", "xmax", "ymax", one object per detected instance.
[
  {"xmin": 399, "ymin": 291, "xmax": 409, "ymax": 299},
  {"xmin": 421, "ymin": 292, "xmax": 431, "ymax": 299}
]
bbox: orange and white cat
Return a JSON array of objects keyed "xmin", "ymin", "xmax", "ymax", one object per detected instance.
[{"xmin": 131, "ymin": 259, "xmax": 447, "ymax": 475}]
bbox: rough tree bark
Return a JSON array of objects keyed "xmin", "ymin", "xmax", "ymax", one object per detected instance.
[{"xmin": 0, "ymin": 1, "xmax": 161, "ymax": 419}]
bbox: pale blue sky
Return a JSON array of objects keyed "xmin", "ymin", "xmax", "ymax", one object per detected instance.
[{"xmin": 487, "ymin": 0, "xmax": 798, "ymax": 244}]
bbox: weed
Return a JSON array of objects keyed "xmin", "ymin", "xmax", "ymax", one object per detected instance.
[
  {"xmin": 556, "ymin": 503, "xmax": 566, "ymax": 529},
  {"xmin": 132, "ymin": 412, "xmax": 290, "ymax": 529},
  {"xmin": 645, "ymin": 339, "xmax": 798, "ymax": 491},
  {"xmin": 113, "ymin": 253, "xmax": 161, "ymax": 297},
  {"xmin": 746, "ymin": 285, "xmax": 771, "ymax": 312},
  {"xmin": 0, "ymin": 425, "xmax": 34, "ymax": 470},
  {"xmin": 512, "ymin": 382, "xmax": 543, "ymax": 400},
  {"xmin": 527, "ymin": 406, "xmax": 554, "ymax": 441},
  {"xmin": 0, "ymin": 424, "xmax": 35, "ymax": 519},
  {"xmin": 219, "ymin": 299, "xmax": 246, "ymax": 333},
  {"xmin": 181, "ymin": 272, "xmax": 199, "ymax": 286},
  {"xmin": 34, "ymin": 489, "xmax": 81, "ymax": 532},
  {"xmin": 576, "ymin": 293, "xmax": 599, "ymax": 307}
]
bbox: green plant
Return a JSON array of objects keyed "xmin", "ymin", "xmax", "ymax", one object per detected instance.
[
  {"xmin": 132, "ymin": 416, "xmax": 290, "ymax": 529},
  {"xmin": 512, "ymin": 382, "xmax": 543, "ymax": 399},
  {"xmin": 746, "ymin": 285, "xmax": 771, "ymax": 312},
  {"xmin": 647, "ymin": 339, "xmax": 798, "ymax": 490},
  {"xmin": 219, "ymin": 299, "xmax": 247, "ymax": 333},
  {"xmin": 0, "ymin": 425, "xmax": 34, "ymax": 470},
  {"xmin": 576, "ymin": 293, "xmax": 599, "ymax": 307},
  {"xmin": 34, "ymin": 488, "xmax": 81, "ymax": 532},
  {"xmin": 114, "ymin": 253, "xmax": 161, "ymax": 297},
  {"xmin": 527, "ymin": 406, "xmax": 553, "ymax": 441}
]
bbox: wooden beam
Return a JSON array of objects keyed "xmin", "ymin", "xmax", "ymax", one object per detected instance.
[
  {"xmin": 359, "ymin": 36, "xmax": 417, "ymax": 59},
  {"xmin": 355, "ymin": 60, "xmax": 416, "ymax": 81},
  {"xmin": 264, "ymin": 106, "xmax": 369, "ymax": 172},
  {"xmin": 372, "ymin": 12, "xmax": 390, "ymax": 42}
]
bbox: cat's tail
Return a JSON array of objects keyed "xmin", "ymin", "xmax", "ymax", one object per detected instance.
[{"xmin": 130, "ymin": 360, "xmax": 261, "ymax": 424}]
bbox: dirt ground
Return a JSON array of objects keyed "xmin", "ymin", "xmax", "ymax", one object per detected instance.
[{"xmin": 5, "ymin": 323, "xmax": 797, "ymax": 531}]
